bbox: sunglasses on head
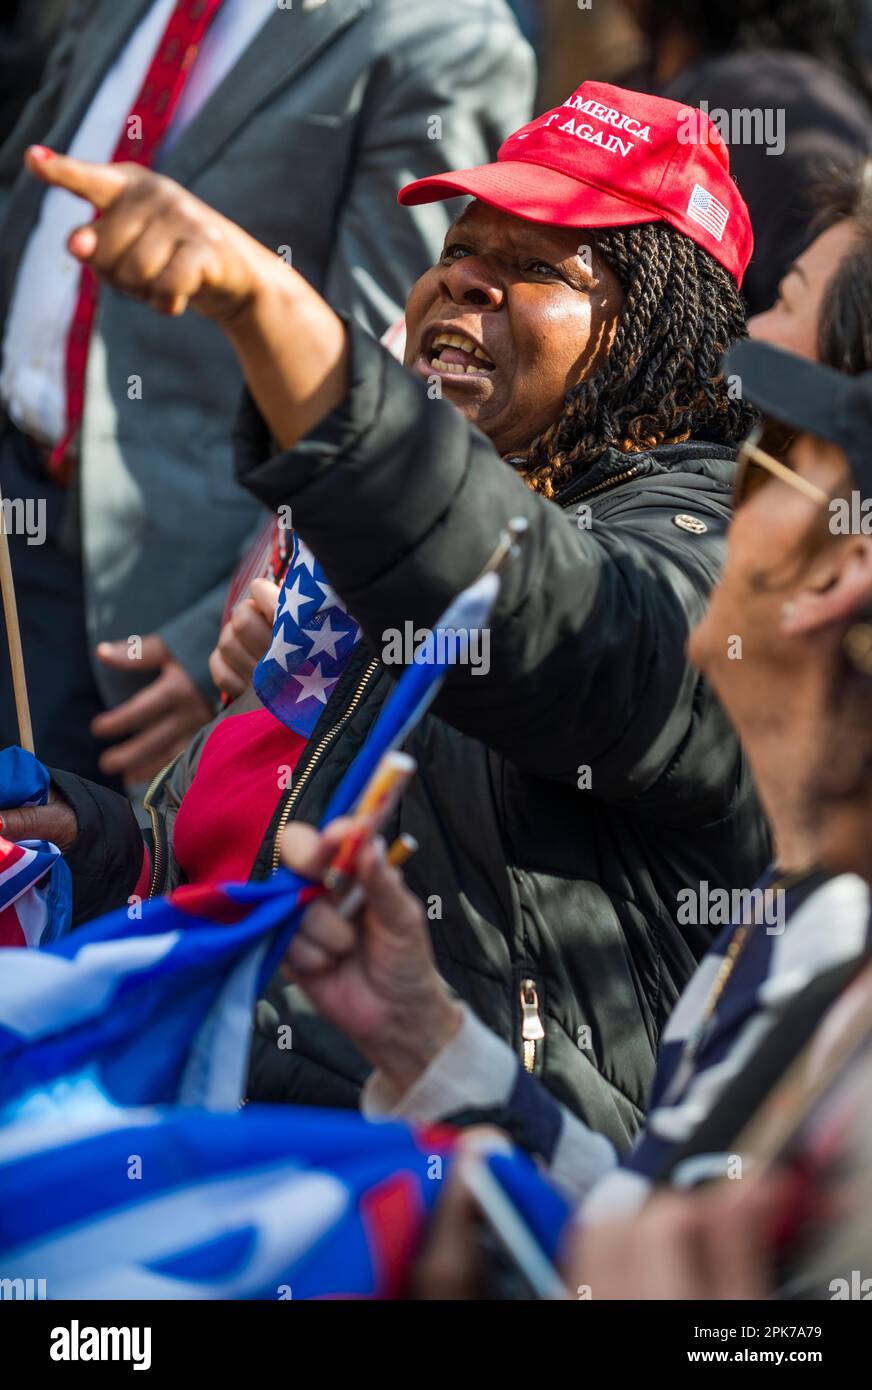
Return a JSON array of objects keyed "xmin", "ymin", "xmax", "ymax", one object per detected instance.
[{"xmin": 733, "ymin": 422, "xmax": 830, "ymax": 511}]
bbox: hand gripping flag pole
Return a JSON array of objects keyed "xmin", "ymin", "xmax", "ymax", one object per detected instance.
[{"xmin": 0, "ymin": 482, "xmax": 34, "ymax": 754}]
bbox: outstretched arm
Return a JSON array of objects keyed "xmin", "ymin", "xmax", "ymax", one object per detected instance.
[
  {"xmin": 25, "ymin": 150, "xmax": 736, "ymax": 816},
  {"xmin": 24, "ymin": 147, "xmax": 349, "ymax": 451}
]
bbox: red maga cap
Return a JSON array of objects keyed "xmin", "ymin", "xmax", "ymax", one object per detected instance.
[{"xmin": 399, "ymin": 81, "xmax": 753, "ymax": 285}]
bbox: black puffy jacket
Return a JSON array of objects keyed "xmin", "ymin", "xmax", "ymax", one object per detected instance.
[{"xmin": 58, "ymin": 324, "xmax": 770, "ymax": 1152}]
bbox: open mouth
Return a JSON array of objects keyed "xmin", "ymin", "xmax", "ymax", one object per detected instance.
[{"xmin": 427, "ymin": 332, "xmax": 496, "ymax": 377}]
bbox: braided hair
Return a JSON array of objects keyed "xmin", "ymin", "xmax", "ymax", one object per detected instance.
[{"xmin": 519, "ymin": 223, "xmax": 756, "ymax": 499}]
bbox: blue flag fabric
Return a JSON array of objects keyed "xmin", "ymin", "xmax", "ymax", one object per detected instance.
[
  {"xmin": 0, "ymin": 873, "xmax": 316, "ymax": 1113},
  {"xmin": 253, "ymin": 531, "xmax": 361, "ymax": 737},
  {"xmin": 0, "ymin": 572, "xmax": 570, "ymax": 1299},
  {"xmin": 0, "ymin": 1099, "xmax": 569, "ymax": 1298},
  {"xmin": 0, "ymin": 744, "xmax": 51, "ymax": 807},
  {"xmin": 0, "ymin": 746, "xmax": 71, "ymax": 947}
]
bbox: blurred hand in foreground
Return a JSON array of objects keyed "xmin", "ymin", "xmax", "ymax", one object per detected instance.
[
  {"xmin": 563, "ymin": 1176, "xmax": 784, "ymax": 1301},
  {"xmin": 281, "ymin": 818, "xmax": 462, "ymax": 1095}
]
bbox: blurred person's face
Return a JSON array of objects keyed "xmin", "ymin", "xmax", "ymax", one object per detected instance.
[
  {"xmin": 689, "ymin": 430, "xmax": 852, "ymax": 779},
  {"xmin": 693, "ymin": 417, "xmax": 872, "ymax": 880},
  {"xmin": 748, "ymin": 220, "xmax": 861, "ymax": 361},
  {"xmin": 403, "ymin": 201, "xmax": 624, "ymax": 458}
]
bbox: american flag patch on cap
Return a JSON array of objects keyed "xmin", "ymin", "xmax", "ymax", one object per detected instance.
[{"xmin": 686, "ymin": 183, "xmax": 729, "ymax": 242}]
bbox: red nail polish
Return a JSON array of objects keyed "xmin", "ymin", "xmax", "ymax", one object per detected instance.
[
  {"xmin": 29, "ymin": 145, "xmax": 54, "ymax": 162},
  {"xmin": 0, "ymin": 816, "xmax": 5, "ymax": 832}
]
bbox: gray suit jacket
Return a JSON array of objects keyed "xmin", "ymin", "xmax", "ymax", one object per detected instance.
[{"xmin": 0, "ymin": 0, "xmax": 534, "ymax": 706}]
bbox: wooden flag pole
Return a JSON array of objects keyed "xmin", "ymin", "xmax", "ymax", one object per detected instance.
[{"xmin": 0, "ymin": 483, "xmax": 34, "ymax": 753}]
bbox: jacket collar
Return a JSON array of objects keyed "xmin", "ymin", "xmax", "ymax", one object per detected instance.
[{"xmin": 551, "ymin": 439, "xmax": 737, "ymax": 509}]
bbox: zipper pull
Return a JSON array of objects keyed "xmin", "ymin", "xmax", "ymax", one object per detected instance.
[{"xmin": 520, "ymin": 978, "xmax": 545, "ymax": 1042}]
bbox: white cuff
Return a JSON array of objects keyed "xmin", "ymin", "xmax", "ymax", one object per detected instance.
[
  {"xmin": 361, "ymin": 1003, "xmax": 517, "ymax": 1123},
  {"xmin": 360, "ymin": 1003, "xmax": 618, "ymax": 1206}
]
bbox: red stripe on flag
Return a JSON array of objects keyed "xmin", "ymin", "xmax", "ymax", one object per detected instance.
[
  {"xmin": 0, "ymin": 903, "xmax": 26, "ymax": 947},
  {"xmin": 169, "ymin": 884, "xmax": 252, "ymax": 925},
  {"xmin": 359, "ymin": 1171, "xmax": 423, "ymax": 1299}
]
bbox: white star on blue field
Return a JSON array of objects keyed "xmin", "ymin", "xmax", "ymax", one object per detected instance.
[{"xmin": 254, "ymin": 532, "xmax": 360, "ymax": 737}]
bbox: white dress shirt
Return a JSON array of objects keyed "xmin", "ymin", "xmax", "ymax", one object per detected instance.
[{"xmin": 0, "ymin": 0, "xmax": 275, "ymax": 446}]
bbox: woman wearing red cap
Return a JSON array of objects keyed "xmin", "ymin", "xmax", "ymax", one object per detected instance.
[{"xmin": 9, "ymin": 84, "xmax": 769, "ymax": 1142}]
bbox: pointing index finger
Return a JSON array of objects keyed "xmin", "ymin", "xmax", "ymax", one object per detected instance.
[{"xmin": 24, "ymin": 146, "xmax": 131, "ymax": 211}]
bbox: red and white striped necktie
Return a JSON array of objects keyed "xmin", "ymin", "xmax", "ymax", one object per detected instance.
[{"xmin": 50, "ymin": 0, "xmax": 226, "ymax": 480}]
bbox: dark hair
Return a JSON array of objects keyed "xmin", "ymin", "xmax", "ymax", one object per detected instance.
[
  {"xmin": 640, "ymin": 0, "xmax": 869, "ymax": 95},
  {"xmin": 520, "ymin": 222, "xmax": 756, "ymax": 498},
  {"xmin": 814, "ymin": 158, "xmax": 872, "ymax": 373},
  {"xmin": 745, "ymin": 158, "xmax": 872, "ymax": 585}
]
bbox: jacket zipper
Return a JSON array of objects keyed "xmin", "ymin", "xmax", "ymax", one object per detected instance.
[
  {"xmin": 270, "ymin": 657, "xmax": 381, "ymax": 873},
  {"xmin": 142, "ymin": 757, "xmax": 180, "ymax": 900},
  {"xmin": 513, "ymin": 470, "xmax": 639, "ymax": 1071},
  {"xmin": 513, "ymin": 465, "xmax": 643, "ymax": 1062},
  {"xmin": 520, "ymin": 978, "xmax": 545, "ymax": 1073},
  {"xmin": 559, "ymin": 461, "xmax": 643, "ymax": 510}
]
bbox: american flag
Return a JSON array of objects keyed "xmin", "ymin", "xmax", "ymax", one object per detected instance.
[
  {"xmin": 686, "ymin": 183, "xmax": 730, "ymax": 242},
  {"xmin": 253, "ymin": 532, "xmax": 361, "ymax": 737}
]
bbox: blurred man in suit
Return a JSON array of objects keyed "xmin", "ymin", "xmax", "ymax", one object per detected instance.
[{"xmin": 0, "ymin": 0, "xmax": 534, "ymax": 787}]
